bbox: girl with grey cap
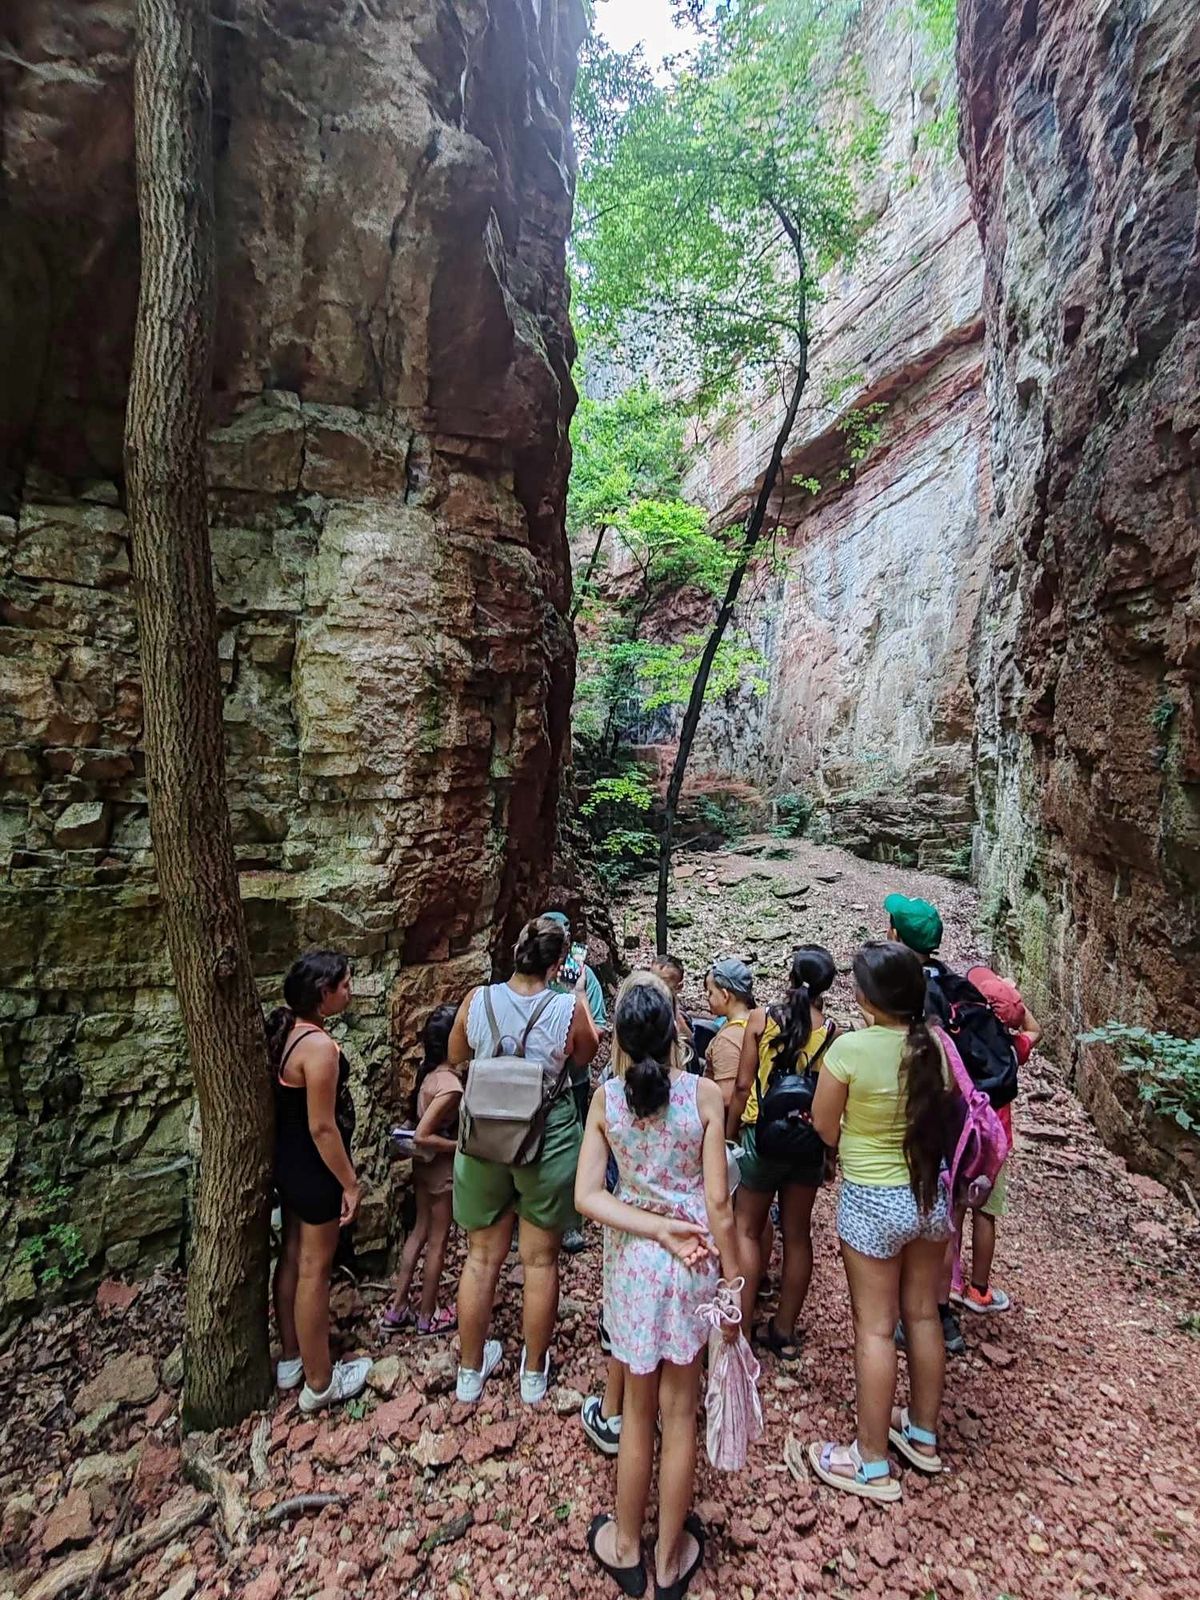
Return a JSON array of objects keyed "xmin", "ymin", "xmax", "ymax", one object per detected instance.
[{"xmin": 702, "ymin": 957, "xmax": 756, "ymax": 1107}]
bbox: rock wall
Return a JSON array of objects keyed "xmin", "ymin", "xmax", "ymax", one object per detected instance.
[
  {"xmin": 0, "ymin": 0, "xmax": 583, "ymax": 1310},
  {"xmin": 681, "ymin": 0, "xmax": 989, "ymax": 874},
  {"xmin": 960, "ymin": 0, "xmax": 1200, "ymax": 1185}
]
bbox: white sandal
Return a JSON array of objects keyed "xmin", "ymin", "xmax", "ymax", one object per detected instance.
[
  {"xmin": 807, "ymin": 1439, "xmax": 902, "ymax": 1502},
  {"xmin": 888, "ymin": 1407, "xmax": 943, "ymax": 1473}
]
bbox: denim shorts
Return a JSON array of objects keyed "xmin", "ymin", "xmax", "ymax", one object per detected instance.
[{"xmin": 837, "ymin": 1179, "xmax": 952, "ymax": 1260}]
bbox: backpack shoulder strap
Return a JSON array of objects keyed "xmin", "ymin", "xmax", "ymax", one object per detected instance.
[
  {"xmin": 480, "ymin": 987, "xmax": 503, "ymax": 1058},
  {"xmin": 516, "ymin": 990, "xmax": 558, "ymax": 1058},
  {"xmin": 807, "ymin": 1020, "xmax": 839, "ymax": 1071}
]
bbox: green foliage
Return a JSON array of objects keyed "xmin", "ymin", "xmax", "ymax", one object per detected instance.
[
  {"xmin": 574, "ymin": 0, "xmax": 886, "ymax": 412},
  {"xmin": 1179, "ymin": 1312, "xmax": 1200, "ymax": 1338},
  {"xmin": 1079, "ymin": 1023, "xmax": 1200, "ymax": 1133},
  {"xmin": 911, "ymin": 0, "xmax": 958, "ymax": 156},
  {"xmin": 771, "ymin": 792, "xmax": 814, "ymax": 837},
  {"xmin": 579, "ymin": 764, "xmax": 659, "ymax": 888},
  {"xmin": 568, "ymin": 384, "xmax": 687, "ymax": 542},
  {"xmin": 695, "ymin": 794, "xmax": 752, "ymax": 843},
  {"xmin": 624, "ymin": 634, "xmax": 768, "ymax": 712},
  {"xmin": 18, "ymin": 1171, "xmax": 88, "ymax": 1288},
  {"xmin": 1151, "ymin": 696, "xmax": 1176, "ymax": 735},
  {"xmin": 837, "ymin": 402, "xmax": 888, "ymax": 478}
]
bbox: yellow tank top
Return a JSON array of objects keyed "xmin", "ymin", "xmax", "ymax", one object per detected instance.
[{"xmin": 742, "ymin": 1016, "xmax": 829, "ymax": 1127}]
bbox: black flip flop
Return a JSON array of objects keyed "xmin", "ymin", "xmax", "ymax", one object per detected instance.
[
  {"xmin": 755, "ymin": 1320, "xmax": 804, "ymax": 1361},
  {"xmin": 654, "ymin": 1514, "xmax": 706, "ymax": 1600},
  {"xmin": 588, "ymin": 1513, "xmax": 647, "ymax": 1598}
]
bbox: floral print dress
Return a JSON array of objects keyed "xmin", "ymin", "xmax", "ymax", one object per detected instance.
[{"xmin": 602, "ymin": 1072, "xmax": 719, "ymax": 1374}]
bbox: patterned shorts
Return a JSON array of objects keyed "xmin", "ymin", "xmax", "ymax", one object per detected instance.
[{"xmin": 837, "ymin": 1180, "xmax": 953, "ymax": 1260}]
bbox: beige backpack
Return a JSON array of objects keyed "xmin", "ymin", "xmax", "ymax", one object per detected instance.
[{"xmin": 459, "ymin": 989, "xmax": 571, "ymax": 1167}]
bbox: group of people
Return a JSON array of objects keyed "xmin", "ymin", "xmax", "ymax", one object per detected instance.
[{"xmin": 266, "ymin": 891, "xmax": 1039, "ymax": 1599}]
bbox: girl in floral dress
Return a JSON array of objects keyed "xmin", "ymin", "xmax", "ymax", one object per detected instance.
[{"xmin": 576, "ymin": 972, "xmax": 740, "ymax": 1600}]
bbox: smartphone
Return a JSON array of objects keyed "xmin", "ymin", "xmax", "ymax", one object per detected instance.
[{"xmin": 561, "ymin": 942, "xmax": 587, "ymax": 984}]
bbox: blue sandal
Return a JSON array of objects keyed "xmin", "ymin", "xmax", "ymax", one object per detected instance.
[
  {"xmin": 807, "ymin": 1440, "xmax": 901, "ymax": 1502},
  {"xmin": 888, "ymin": 1408, "xmax": 942, "ymax": 1473}
]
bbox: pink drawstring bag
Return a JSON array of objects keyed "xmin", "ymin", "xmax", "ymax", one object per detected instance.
[{"xmin": 697, "ymin": 1277, "xmax": 763, "ymax": 1471}]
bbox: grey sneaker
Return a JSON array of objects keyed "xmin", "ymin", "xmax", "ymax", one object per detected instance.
[
  {"xmin": 562, "ymin": 1228, "xmax": 586, "ymax": 1255},
  {"xmin": 298, "ymin": 1356, "xmax": 372, "ymax": 1414},
  {"xmin": 580, "ymin": 1395, "xmax": 622, "ymax": 1456},
  {"xmin": 519, "ymin": 1345, "xmax": 550, "ymax": 1405},
  {"xmin": 276, "ymin": 1356, "xmax": 304, "ymax": 1391},
  {"xmin": 456, "ymin": 1339, "xmax": 502, "ymax": 1404}
]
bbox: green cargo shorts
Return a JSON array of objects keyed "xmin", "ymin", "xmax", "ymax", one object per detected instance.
[
  {"xmin": 737, "ymin": 1121, "xmax": 825, "ymax": 1194},
  {"xmin": 453, "ymin": 1094, "xmax": 582, "ymax": 1235}
]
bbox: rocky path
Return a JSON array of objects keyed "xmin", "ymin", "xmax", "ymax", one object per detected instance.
[{"xmin": 2, "ymin": 841, "xmax": 1199, "ymax": 1600}]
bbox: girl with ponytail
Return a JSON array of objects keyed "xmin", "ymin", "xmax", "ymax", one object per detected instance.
[
  {"xmin": 576, "ymin": 972, "xmax": 740, "ymax": 1597},
  {"xmin": 807, "ymin": 941, "xmax": 956, "ymax": 1502},
  {"xmin": 270, "ymin": 949, "xmax": 372, "ymax": 1415},
  {"xmin": 727, "ymin": 945, "xmax": 838, "ymax": 1357}
]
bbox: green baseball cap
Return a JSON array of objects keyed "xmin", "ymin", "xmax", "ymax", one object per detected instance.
[{"xmin": 884, "ymin": 893, "xmax": 943, "ymax": 955}]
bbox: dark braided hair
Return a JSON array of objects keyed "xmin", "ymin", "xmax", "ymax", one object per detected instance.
[
  {"xmin": 409, "ymin": 1003, "xmax": 459, "ymax": 1121},
  {"xmin": 768, "ymin": 945, "xmax": 836, "ymax": 1075},
  {"xmin": 615, "ymin": 977, "xmax": 677, "ymax": 1119},
  {"xmin": 853, "ymin": 941, "xmax": 953, "ymax": 1212}
]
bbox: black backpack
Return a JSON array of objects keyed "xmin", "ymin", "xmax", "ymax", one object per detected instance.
[
  {"xmin": 755, "ymin": 1022, "xmax": 839, "ymax": 1165},
  {"xmin": 923, "ymin": 963, "xmax": 1018, "ymax": 1110}
]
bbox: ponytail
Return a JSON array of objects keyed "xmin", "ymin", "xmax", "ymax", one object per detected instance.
[
  {"xmin": 625, "ymin": 1055, "xmax": 672, "ymax": 1119},
  {"xmin": 265, "ymin": 1006, "xmax": 294, "ymax": 1073},
  {"xmin": 409, "ymin": 1002, "xmax": 458, "ymax": 1121},
  {"xmin": 770, "ymin": 945, "xmax": 836, "ymax": 1075},
  {"xmin": 901, "ymin": 1015, "xmax": 949, "ymax": 1213},
  {"xmin": 613, "ymin": 972, "xmax": 677, "ymax": 1120},
  {"xmin": 852, "ymin": 940, "xmax": 954, "ymax": 1212}
]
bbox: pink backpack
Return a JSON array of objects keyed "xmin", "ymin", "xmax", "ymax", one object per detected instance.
[{"xmin": 936, "ymin": 1025, "xmax": 1011, "ymax": 1209}]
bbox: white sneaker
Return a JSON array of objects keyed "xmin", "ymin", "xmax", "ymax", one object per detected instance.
[
  {"xmin": 298, "ymin": 1356, "xmax": 372, "ymax": 1415},
  {"xmin": 456, "ymin": 1339, "xmax": 502, "ymax": 1403},
  {"xmin": 519, "ymin": 1345, "xmax": 550, "ymax": 1405},
  {"xmin": 276, "ymin": 1356, "xmax": 304, "ymax": 1391}
]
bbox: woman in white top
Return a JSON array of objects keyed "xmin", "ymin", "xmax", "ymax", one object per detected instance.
[{"xmin": 448, "ymin": 917, "xmax": 599, "ymax": 1405}]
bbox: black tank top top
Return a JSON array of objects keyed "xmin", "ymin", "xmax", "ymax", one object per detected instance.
[{"xmin": 275, "ymin": 1025, "xmax": 355, "ymax": 1150}]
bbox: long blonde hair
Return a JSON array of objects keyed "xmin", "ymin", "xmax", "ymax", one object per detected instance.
[{"xmin": 610, "ymin": 970, "xmax": 685, "ymax": 1079}]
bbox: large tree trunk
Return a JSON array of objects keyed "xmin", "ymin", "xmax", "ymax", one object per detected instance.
[
  {"xmin": 654, "ymin": 335, "xmax": 809, "ymax": 954},
  {"xmin": 125, "ymin": 0, "xmax": 274, "ymax": 1429}
]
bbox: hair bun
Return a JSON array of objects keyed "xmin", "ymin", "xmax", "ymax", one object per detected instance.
[{"xmin": 624, "ymin": 1056, "xmax": 672, "ymax": 1119}]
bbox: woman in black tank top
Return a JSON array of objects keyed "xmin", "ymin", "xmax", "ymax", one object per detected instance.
[{"xmin": 267, "ymin": 950, "xmax": 371, "ymax": 1414}]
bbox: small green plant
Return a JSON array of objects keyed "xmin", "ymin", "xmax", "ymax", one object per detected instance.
[
  {"xmin": 17, "ymin": 1169, "xmax": 89, "ymax": 1288},
  {"xmin": 346, "ymin": 1396, "xmax": 368, "ymax": 1421},
  {"xmin": 771, "ymin": 793, "xmax": 814, "ymax": 838},
  {"xmin": 1178, "ymin": 1311, "xmax": 1200, "ymax": 1338},
  {"xmin": 695, "ymin": 795, "xmax": 752, "ymax": 844},
  {"xmin": 1151, "ymin": 696, "xmax": 1176, "ymax": 735},
  {"xmin": 1079, "ymin": 1023, "xmax": 1200, "ymax": 1132}
]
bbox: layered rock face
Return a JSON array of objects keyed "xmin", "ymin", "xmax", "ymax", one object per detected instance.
[
  {"xmin": 960, "ymin": 0, "xmax": 1200, "ymax": 1182},
  {"xmin": 684, "ymin": 0, "xmax": 988, "ymax": 874},
  {"xmin": 0, "ymin": 0, "xmax": 581, "ymax": 1308}
]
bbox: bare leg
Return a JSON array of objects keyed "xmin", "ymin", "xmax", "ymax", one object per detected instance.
[
  {"xmin": 839, "ymin": 1241, "xmax": 902, "ymax": 1463},
  {"xmin": 595, "ymin": 1365, "xmax": 659, "ymax": 1571},
  {"xmin": 970, "ymin": 1211, "xmax": 997, "ymax": 1291},
  {"xmin": 602, "ymin": 1357, "xmax": 625, "ymax": 1420},
  {"xmin": 295, "ymin": 1219, "xmax": 341, "ymax": 1393},
  {"xmin": 274, "ymin": 1210, "xmax": 301, "ymax": 1361},
  {"xmin": 733, "ymin": 1186, "xmax": 773, "ymax": 1329},
  {"xmin": 775, "ymin": 1183, "xmax": 818, "ymax": 1336},
  {"xmin": 654, "ymin": 1356, "xmax": 703, "ymax": 1588},
  {"xmin": 518, "ymin": 1217, "xmax": 562, "ymax": 1371},
  {"xmin": 456, "ymin": 1213, "xmax": 514, "ymax": 1370},
  {"xmin": 389, "ymin": 1186, "xmax": 431, "ymax": 1314},
  {"xmin": 417, "ymin": 1190, "xmax": 454, "ymax": 1321},
  {"xmin": 898, "ymin": 1236, "xmax": 947, "ymax": 1448}
]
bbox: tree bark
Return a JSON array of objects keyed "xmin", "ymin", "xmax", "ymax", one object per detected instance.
[
  {"xmin": 655, "ymin": 320, "xmax": 810, "ymax": 953},
  {"xmin": 125, "ymin": 0, "xmax": 274, "ymax": 1428},
  {"xmin": 569, "ymin": 521, "xmax": 609, "ymax": 623}
]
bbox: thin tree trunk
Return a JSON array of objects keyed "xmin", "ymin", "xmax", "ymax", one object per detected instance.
[
  {"xmin": 655, "ymin": 325, "xmax": 809, "ymax": 953},
  {"xmin": 125, "ymin": 0, "xmax": 274, "ymax": 1429},
  {"xmin": 569, "ymin": 522, "xmax": 609, "ymax": 622}
]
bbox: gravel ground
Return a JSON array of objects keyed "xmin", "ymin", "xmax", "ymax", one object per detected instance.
[{"xmin": 2, "ymin": 841, "xmax": 1198, "ymax": 1600}]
